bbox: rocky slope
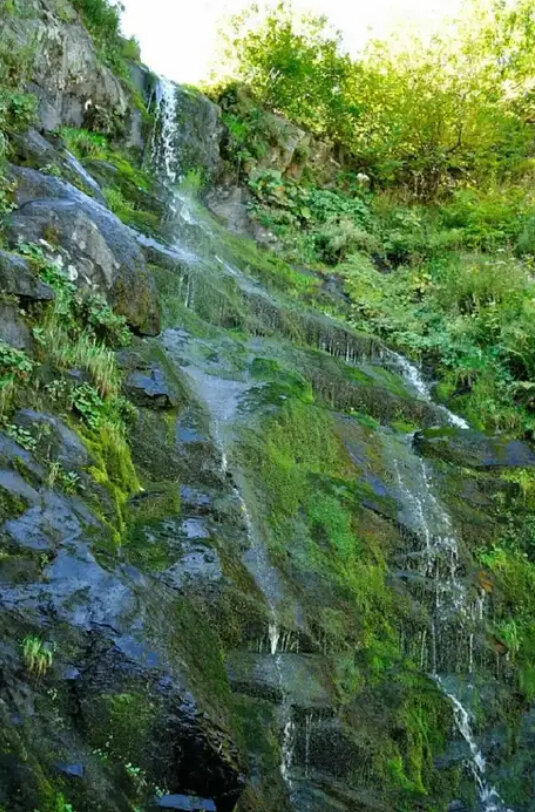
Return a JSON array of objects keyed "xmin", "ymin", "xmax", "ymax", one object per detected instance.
[{"xmin": 0, "ymin": 3, "xmax": 535, "ymax": 812}]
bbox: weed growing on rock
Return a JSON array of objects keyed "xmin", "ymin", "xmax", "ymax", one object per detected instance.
[{"xmin": 21, "ymin": 635, "xmax": 53, "ymax": 677}]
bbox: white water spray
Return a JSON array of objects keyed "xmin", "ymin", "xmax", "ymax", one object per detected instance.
[{"xmin": 391, "ymin": 351, "xmax": 469, "ymax": 429}]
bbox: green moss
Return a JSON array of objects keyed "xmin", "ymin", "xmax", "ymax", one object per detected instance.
[
  {"xmin": 83, "ymin": 422, "xmax": 140, "ymax": 544},
  {"xmin": 0, "ymin": 485, "xmax": 28, "ymax": 522}
]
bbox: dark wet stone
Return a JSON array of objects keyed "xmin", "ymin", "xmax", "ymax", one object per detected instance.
[
  {"xmin": 160, "ymin": 542, "xmax": 222, "ymax": 592},
  {"xmin": 54, "ymin": 762, "xmax": 84, "ymax": 778},
  {"xmin": 11, "ymin": 128, "xmax": 59, "ymax": 167},
  {"xmin": 6, "ymin": 166, "xmax": 160, "ymax": 335},
  {"xmin": 414, "ymin": 426, "xmax": 535, "ymax": 469},
  {"xmin": 0, "ymin": 304, "xmax": 32, "ymax": 351},
  {"xmin": 4, "ymin": 490, "xmax": 94, "ymax": 551},
  {"xmin": 226, "ymin": 652, "xmax": 332, "ymax": 708},
  {"xmin": 0, "ymin": 433, "xmax": 45, "ymax": 481},
  {"xmin": 0, "ymin": 249, "xmax": 55, "ymax": 302},
  {"xmin": 14, "ymin": 409, "xmax": 89, "ymax": 470},
  {"xmin": 156, "ymin": 795, "xmax": 216, "ymax": 811},
  {"xmin": 124, "ymin": 365, "xmax": 177, "ymax": 409},
  {"xmin": 0, "ymin": 470, "xmax": 40, "ymax": 506},
  {"xmin": 179, "ymin": 486, "xmax": 212, "ymax": 513}
]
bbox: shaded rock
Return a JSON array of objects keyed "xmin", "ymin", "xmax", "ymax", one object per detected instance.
[
  {"xmin": 156, "ymin": 795, "xmax": 216, "ymax": 811},
  {"xmin": 205, "ymin": 185, "xmax": 253, "ymax": 235},
  {"xmin": 54, "ymin": 762, "xmax": 84, "ymax": 778},
  {"xmin": 0, "ymin": 433, "xmax": 45, "ymax": 482},
  {"xmin": 124, "ymin": 365, "xmax": 177, "ymax": 409},
  {"xmin": 14, "ymin": 409, "xmax": 89, "ymax": 470},
  {"xmin": 10, "ymin": 128, "xmax": 105, "ymax": 202},
  {"xmin": 10, "ymin": 128, "xmax": 59, "ymax": 167},
  {"xmin": 414, "ymin": 427, "xmax": 535, "ymax": 469},
  {"xmin": 160, "ymin": 542, "xmax": 223, "ymax": 593},
  {"xmin": 0, "ymin": 304, "xmax": 32, "ymax": 351},
  {"xmin": 3, "ymin": 0, "xmax": 128, "ymax": 133},
  {"xmin": 0, "ymin": 249, "xmax": 55, "ymax": 302},
  {"xmin": 7, "ymin": 166, "xmax": 159, "ymax": 335},
  {"xmin": 3, "ymin": 490, "xmax": 98, "ymax": 552},
  {"xmin": 226, "ymin": 652, "xmax": 332, "ymax": 708}
]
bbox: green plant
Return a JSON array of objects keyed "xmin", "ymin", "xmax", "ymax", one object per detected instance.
[
  {"xmin": 0, "ymin": 420, "xmax": 37, "ymax": 451},
  {"xmin": 0, "ymin": 341, "xmax": 34, "ymax": 388},
  {"xmin": 21, "ymin": 636, "xmax": 53, "ymax": 676},
  {"xmin": 74, "ymin": 292, "xmax": 131, "ymax": 347},
  {"xmin": 70, "ymin": 382, "xmax": 105, "ymax": 428},
  {"xmin": 59, "ymin": 126, "xmax": 108, "ymax": 159}
]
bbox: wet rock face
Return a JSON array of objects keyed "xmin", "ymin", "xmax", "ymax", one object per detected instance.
[
  {"xmin": 7, "ymin": 166, "xmax": 160, "ymax": 335},
  {"xmin": 0, "ymin": 422, "xmax": 246, "ymax": 811},
  {"xmin": 154, "ymin": 84, "xmax": 224, "ymax": 182},
  {"xmin": 414, "ymin": 426, "xmax": 535, "ymax": 469}
]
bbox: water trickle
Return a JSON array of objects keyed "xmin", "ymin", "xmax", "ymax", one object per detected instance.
[
  {"xmin": 269, "ymin": 620, "xmax": 280, "ymax": 656},
  {"xmin": 280, "ymin": 714, "xmax": 296, "ymax": 786},
  {"xmin": 390, "ymin": 351, "xmax": 469, "ymax": 429},
  {"xmin": 388, "ymin": 428, "xmax": 512, "ymax": 810},
  {"xmin": 304, "ymin": 712, "xmax": 313, "ymax": 779}
]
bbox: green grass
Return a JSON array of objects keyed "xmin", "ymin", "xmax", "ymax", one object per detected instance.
[{"xmin": 21, "ymin": 635, "xmax": 53, "ymax": 676}]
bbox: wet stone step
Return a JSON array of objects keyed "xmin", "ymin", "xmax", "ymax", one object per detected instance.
[{"xmin": 225, "ymin": 651, "xmax": 334, "ymax": 708}]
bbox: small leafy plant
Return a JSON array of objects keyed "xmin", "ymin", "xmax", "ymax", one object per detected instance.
[{"xmin": 21, "ymin": 635, "xmax": 53, "ymax": 676}]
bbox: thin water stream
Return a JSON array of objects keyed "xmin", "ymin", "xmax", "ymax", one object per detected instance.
[{"xmin": 392, "ymin": 357, "xmax": 512, "ymax": 812}]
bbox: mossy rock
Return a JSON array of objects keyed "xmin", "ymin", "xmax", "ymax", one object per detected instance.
[{"xmin": 414, "ymin": 427, "xmax": 535, "ymax": 469}]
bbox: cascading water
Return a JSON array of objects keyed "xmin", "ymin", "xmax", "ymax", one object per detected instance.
[
  {"xmin": 149, "ymin": 75, "xmax": 512, "ymax": 809},
  {"xmin": 150, "ymin": 77, "xmax": 180, "ymax": 184},
  {"xmin": 151, "ymin": 78, "xmax": 300, "ymax": 799},
  {"xmin": 393, "ymin": 357, "xmax": 513, "ymax": 812},
  {"xmin": 390, "ymin": 351, "xmax": 469, "ymax": 429}
]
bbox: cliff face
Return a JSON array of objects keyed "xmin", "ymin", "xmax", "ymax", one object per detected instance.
[{"xmin": 0, "ymin": 4, "xmax": 534, "ymax": 812}]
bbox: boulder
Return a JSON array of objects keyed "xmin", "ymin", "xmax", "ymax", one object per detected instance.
[
  {"xmin": 14, "ymin": 410, "xmax": 89, "ymax": 470},
  {"xmin": 414, "ymin": 427, "xmax": 535, "ymax": 469},
  {"xmin": 124, "ymin": 365, "xmax": 177, "ymax": 409},
  {"xmin": 0, "ymin": 249, "xmax": 55, "ymax": 303},
  {"xmin": 6, "ymin": 166, "xmax": 160, "ymax": 335},
  {"xmin": 0, "ymin": 304, "xmax": 32, "ymax": 351}
]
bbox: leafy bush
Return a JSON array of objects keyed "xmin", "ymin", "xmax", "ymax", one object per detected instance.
[{"xmin": 74, "ymin": 292, "xmax": 131, "ymax": 347}]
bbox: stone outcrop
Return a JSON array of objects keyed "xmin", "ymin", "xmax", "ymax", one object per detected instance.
[
  {"xmin": 3, "ymin": 0, "xmax": 130, "ymax": 133},
  {"xmin": 7, "ymin": 165, "xmax": 160, "ymax": 335}
]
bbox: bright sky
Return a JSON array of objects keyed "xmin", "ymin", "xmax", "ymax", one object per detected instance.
[{"xmin": 120, "ymin": 0, "xmax": 464, "ymax": 85}]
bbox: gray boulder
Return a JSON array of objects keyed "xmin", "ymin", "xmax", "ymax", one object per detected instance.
[
  {"xmin": 14, "ymin": 410, "xmax": 89, "ymax": 470},
  {"xmin": 7, "ymin": 166, "xmax": 159, "ymax": 335},
  {"xmin": 3, "ymin": 0, "xmax": 128, "ymax": 133},
  {"xmin": 0, "ymin": 249, "xmax": 55, "ymax": 302},
  {"xmin": 0, "ymin": 304, "xmax": 32, "ymax": 351}
]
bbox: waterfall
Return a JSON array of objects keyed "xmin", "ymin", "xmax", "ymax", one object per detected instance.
[
  {"xmin": 391, "ymin": 360, "xmax": 512, "ymax": 811},
  {"xmin": 149, "ymin": 73, "xmax": 512, "ymax": 808},
  {"xmin": 151, "ymin": 77, "xmax": 180, "ymax": 184},
  {"xmin": 390, "ymin": 352, "xmax": 469, "ymax": 429}
]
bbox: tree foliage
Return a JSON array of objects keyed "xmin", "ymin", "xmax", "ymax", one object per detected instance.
[{"xmin": 223, "ymin": 0, "xmax": 535, "ymax": 196}]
